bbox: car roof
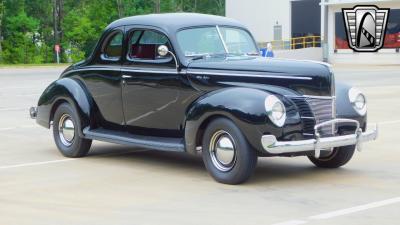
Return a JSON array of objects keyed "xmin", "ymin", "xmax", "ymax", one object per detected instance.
[{"xmin": 106, "ymin": 13, "xmax": 246, "ymax": 32}]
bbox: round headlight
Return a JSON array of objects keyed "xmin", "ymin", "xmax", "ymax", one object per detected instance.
[
  {"xmin": 348, "ymin": 87, "xmax": 367, "ymax": 116},
  {"xmin": 265, "ymin": 95, "xmax": 286, "ymax": 127}
]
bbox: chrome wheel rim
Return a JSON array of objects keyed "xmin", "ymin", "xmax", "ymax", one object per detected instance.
[
  {"xmin": 209, "ymin": 130, "xmax": 236, "ymax": 172},
  {"xmin": 58, "ymin": 114, "xmax": 75, "ymax": 146},
  {"xmin": 318, "ymin": 148, "xmax": 338, "ymax": 161}
]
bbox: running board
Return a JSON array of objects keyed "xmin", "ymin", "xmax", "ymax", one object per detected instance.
[{"xmin": 83, "ymin": 128, "xmax": 185, "ymax": 152}]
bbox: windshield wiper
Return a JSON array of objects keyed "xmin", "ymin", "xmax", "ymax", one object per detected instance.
[
  {"xmin": 186, "ymin": 53, "xmax": 210, "ymax": 61},
  {"xmin": 188, "ymin": 53, "xmax": 227, "ymax": 61},
  {"xmin": 188, "ymin": 52, "xmax": 257, "ymax": 61},
  {"xmin": 246, "ymin": 52, "xmax": 260, "ymax": 56},
  {"xmin": 190, "ymin": 55, "xmax": 208, "ymax": 61},
  {"xmin": 188, "ymin": 52, "xmax": 258, "ymax": 61}
]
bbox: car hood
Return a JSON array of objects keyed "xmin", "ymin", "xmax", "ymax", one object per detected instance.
[{"xmin": 186, "ymin": 56, "xmax": 334, "ymax": 96}]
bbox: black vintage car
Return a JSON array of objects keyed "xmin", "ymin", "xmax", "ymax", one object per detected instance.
[{"xmin": 30, "ymin": 13, "xmax": 377, "ymax": 184}]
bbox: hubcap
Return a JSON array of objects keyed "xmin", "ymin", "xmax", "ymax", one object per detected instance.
[
  {"xmin": 209, "ymin": 130, "xmax": 236, "ymax": 172},
  {"xmin": 318, "ymin": 148, "xmax": 337, "ymax": 161},
  {"xmin": 58, "ymin": 114, "xmax": 75, "ymax": 146}
]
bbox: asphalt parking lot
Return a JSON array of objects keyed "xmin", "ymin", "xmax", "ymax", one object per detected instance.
[{"xmin": 0, "ymin": 65, "xmax": 399, "ymax": 225}]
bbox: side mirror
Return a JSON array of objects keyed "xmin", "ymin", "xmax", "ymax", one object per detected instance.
[
  {"xmin": 157, "ymin": 45, "xmax": 179, "ymax": 70},
  {"xmin": 157, "ymin": 45, "xmax": 169, "ymax": 57}
]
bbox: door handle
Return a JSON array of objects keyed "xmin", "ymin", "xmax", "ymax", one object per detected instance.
[{"xmin": 122, "ymin": 75, "xmax": 132, "ymax": 79}]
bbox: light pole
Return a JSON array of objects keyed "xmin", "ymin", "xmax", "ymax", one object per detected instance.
[{"xmin": 320, "ymin": 0, "xmax": 329, "ymax": 62}]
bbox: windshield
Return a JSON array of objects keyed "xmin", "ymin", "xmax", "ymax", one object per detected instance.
[{"xmin": 177, "ymin": 26, "xmax": 259, "ymax": 57}]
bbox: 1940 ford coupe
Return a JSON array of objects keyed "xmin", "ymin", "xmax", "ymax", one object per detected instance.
[{"xmin": 30, "ymin": 13, "xmax": 377, "ymax": 184}]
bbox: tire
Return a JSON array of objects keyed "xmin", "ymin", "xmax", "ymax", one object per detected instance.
[
  {"xmin": 308, "ymin": 145, "xmax": 356, "ymax": 168},
  {"xmin": 52, "ymin": 102, "xmax": 92, "ymax": 158},
  {"xmin": 202, "ymin": 118, "xmax": 257, "ymax": 184}
]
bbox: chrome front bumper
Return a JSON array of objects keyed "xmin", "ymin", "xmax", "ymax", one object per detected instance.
[{"xmin": 261, "ymin": 119, "xmax": 378, "ymax": 158}]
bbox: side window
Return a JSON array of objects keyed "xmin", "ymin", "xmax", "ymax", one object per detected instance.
[
  {"xmin": 102, "ymin": 31, "xmax": 123, "ymax": 60},
  {"xmin": 128, "ymin": 29, "xmax": 172, "ymax": 62}
]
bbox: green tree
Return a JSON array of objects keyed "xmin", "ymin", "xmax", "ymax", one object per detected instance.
[
  {"xmin": 2, "ymin": 11, "xmax": 40, "ymax": 63},
  {"xmin": 0, "ymin": 1, "xmax": 5, "ymax": 62},
  {"xmin": 26, "ymin": 0, "xmax": 54, "ymax": 63},
  {"xmin": 62, "ymin": 0, "xmax": 119, "ymax": 61},
  {"xmin": 0, "ymin": 0, "xmax": 225, "ymax": 64}
]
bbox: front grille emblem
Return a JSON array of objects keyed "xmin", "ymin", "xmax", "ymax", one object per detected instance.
[{"xmin": 342, "ymin": 5, "xmax": 390, "ymax": 52}]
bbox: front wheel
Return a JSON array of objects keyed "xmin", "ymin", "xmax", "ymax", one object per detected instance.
[
  {"xmin": 308, "ymin": 145, "xmax": 356, "ymax": 168},
  {"xmin": 202, "ymin": 118, "xmax": 257, "ymax": 184},
  {"xmin": 53, "ymin": 102, "xmax": 92, "ymax": 158}
]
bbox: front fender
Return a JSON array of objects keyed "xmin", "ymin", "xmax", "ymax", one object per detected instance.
[
  {"xmin": 184, "ymin": 87, "xmax": 301, "ymax": 154},
  {"xmin": 335, "ymin": 82, "xmax": 367, "ymax": 131},
  {"xmin": 36, "ymin": 78, "xmax": 95, "ymax": 136}
]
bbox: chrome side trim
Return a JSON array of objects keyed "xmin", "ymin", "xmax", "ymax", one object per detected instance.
[
  {"xmin": 121, "ymin": 75, "xmax": 132, "ymax": 79},
  {"xmin": 286, "ymin": 95, "xmax": 336, "ymax": 100},
  {"xmin": 189, "ymin": 71, "xmax": 313, "ymax": 80},
  {"xmin": 121, "ymin": 69, "xmax": 180, "ymax": 74},
  {"xmin": 64, "ymin": 67, "xmax": 312, "ymax": 80},
  {"xmin": 261, "ymin": 119, "xmax": 378, "ymax": 158},
  {"xmin": 63, "ymin": 67, "xmax": 120, "ymax": 75},
  {"xmin": 301, "ymin": 116, "xmax": 315, "ymax": 119},
  {"xmin": 62, "ymin": 67, "xmax": 181, "ymax": 76}
]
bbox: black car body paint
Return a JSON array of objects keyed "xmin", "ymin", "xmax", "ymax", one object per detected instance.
[{"xmin": 35, "ymin": 13, "xmax": 366, "ymax": 156}]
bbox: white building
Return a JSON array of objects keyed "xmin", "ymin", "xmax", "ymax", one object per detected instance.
[{"xmin": 226, "ymin": 0, "xmax": 400, "ymax": 64}]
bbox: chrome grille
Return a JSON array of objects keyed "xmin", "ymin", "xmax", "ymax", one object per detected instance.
[
  {"xmin": 306, "ymin": 97, "xmax": 335, "ymax": 136},
  {"xmin": 289, "ymin": 96, "xmax": 335, "ymax": 137}
]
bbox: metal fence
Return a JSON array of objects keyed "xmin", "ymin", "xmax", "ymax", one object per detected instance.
[{"xmin": 268, "ymin": 36, "xmax": 321, "ymax": 50}]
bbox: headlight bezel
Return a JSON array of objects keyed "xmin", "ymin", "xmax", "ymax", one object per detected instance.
[
  {"xmin": 348, "ymin": 87, "xmax": 367, "ymax": 116},
  {"xmin": 265, "ymin": 95, "xmax": 286, "ymax": 127}
]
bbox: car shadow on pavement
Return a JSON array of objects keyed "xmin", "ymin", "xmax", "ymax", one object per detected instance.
[
  {"xmin": 87, "ymin": 144, "xmax": 205, "ymax": 171},
  {"xmin": 86, "ymin": 144, "xmax": 363, "ymax": 185},
  {"xmin": 250, "ymin": 159, "xmax": 360, "ymax": 185}
]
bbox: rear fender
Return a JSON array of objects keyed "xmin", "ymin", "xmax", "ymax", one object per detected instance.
[{"xmin": 36, "ymin": 78, "xmax": 95, "ymax": 137}]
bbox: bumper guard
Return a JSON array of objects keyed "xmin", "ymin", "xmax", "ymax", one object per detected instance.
[
  {"xmin": 261, "ymin": 119, "xmax": 378, "ymax": 158},
  {"xmin": 29, "ymin": 107, "xmax": 37, "ymax": 119}
]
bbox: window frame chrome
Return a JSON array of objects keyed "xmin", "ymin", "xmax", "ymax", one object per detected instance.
[
  {"xmin": 125, "ymin": 28, "xmax": 175, "ymax": 65},
  {"xmin": 100, "ymin": 30, "xmax": 124, "ymax": 62}
]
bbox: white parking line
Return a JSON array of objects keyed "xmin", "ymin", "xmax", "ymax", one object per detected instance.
[
  {"xmin": 0, "ymin": 125, "xmax": 36, "ymax": 131},
  {"xmin": 0, "ymin": 158, "xmax": 76, "ymax": 170},
  {"xmin": 271, "ymin": 197, "xmax": 400, "ymax": 225},
  {"xmin": 271, "ymin": 220, "xmax": 307, "ymax": 225},
  {"xmin": 309, "ymin": 197, "xmax": 400, "ymax": 220},
  {"xmin": 0, "ymin": 107, "xmax": 29, "ymax": 111},
  {"xmin": 376, "ymin": 120, "xmax": 400, "ymax": 125},
  {"xmin": 0, "ymin": 151, "xmax": 140, "ymax": 170},
  {"xmin": 15, "ymin": 93, "xmax": 41, "ymax": 97},
  {"xmin": 0, "ymin": 86, "xmax": 42, "ymax": 90}
]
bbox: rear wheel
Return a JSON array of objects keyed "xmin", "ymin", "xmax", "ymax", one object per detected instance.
[
  {"xmin": 53, "ymin": 102, "xmax": 92, "ymax": 157},
  {"xmin": 202, "ymin": 118, "xmax": 257, "ymax": 184},
  {"xmin": 308, "ymin": 145, "xmax": 356, "ymax": 168}
]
